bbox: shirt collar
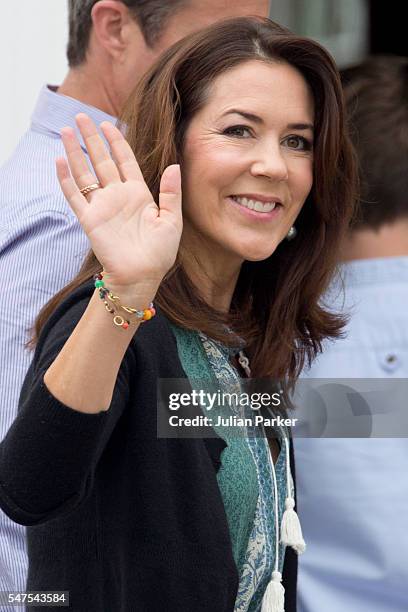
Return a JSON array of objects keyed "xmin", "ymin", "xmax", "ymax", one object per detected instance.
[{"xmin": 30, "ymin": 85, "xmax": 117, "ymax": 150}]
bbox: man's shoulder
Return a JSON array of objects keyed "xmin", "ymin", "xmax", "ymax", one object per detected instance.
[
  {"xmin": 0, "ymin": 135, "xmax": 76, "ymax": 242},
  {"xmin": 0, "ymin": 84, "xmax": 117, "ymax": 225},
  {"xmin": 0, "ymin": 128, "xmax": 69, "ymax": 216},
  {"xmin": 0, "ymin": 129, "xmax": 65, "ymax": 185}
]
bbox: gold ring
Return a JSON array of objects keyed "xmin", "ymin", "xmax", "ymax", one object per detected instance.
[{"xmin": 80, "ymin": 182, "xmax": 100, "ymax": 196}]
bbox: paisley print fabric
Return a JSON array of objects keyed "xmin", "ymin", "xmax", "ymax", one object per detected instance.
[{"xmin": 170, "ymin": 324, "xmax": 288, "ymax": 611}]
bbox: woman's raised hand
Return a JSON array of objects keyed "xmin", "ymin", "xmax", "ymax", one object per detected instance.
[{"xmin": 56, "ymin": 113, "xmax": 182, "ymax": 293}]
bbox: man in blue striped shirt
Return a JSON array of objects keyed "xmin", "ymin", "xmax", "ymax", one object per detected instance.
[{"xmin": 0, "ymin": 0, "xmax": 269, "ymax": 597}]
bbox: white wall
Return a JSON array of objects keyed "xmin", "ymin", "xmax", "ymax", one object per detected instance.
[{"xmin": 0, "ymin": 1, "xmax": 68, "ymax": 165}]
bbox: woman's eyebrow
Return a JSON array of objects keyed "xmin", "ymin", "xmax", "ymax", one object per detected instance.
[
  {"xmin": 288, "ymin": 123, "xmax": 314, "ymax": 132},
  {"xmin": 220, "ymin": 109, "xmax": 314, "ymax": 132},
  {"xmin": 221, "ymin": 109, "xmax": 263, "ymax": 123}
]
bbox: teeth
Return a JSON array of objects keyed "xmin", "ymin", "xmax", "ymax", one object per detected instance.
[{"xmin": 232, "ymin": 196, "xmax": 277, "ymax": 213}]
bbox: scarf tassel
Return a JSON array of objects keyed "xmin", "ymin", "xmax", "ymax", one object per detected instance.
[
  {"xmin": 280, "ymin": 497, "xmax": 306, "ymax": 554},
  {"xmin": 261, "ymin": 570, "xmax": 285, "ymax": 612}
]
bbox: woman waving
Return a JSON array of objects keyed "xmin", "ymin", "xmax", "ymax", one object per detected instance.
[{"xmin": 0, "ymin": 17, "xmax": 356, "ymax": 612}]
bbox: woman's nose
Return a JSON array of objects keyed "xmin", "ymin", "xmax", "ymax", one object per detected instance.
[{"xmin": 249, "ymin": 143, "xmax": 289, "ymax": 182}]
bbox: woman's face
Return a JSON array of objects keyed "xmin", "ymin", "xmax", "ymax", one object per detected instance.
[{"xmin": 181, "ymin": 59, "xmax": 314, "ymax": 264}]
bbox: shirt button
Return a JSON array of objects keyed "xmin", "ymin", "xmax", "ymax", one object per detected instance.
[{"xmin": 379, "ymin": 353, "xmax": 401, "ymax": 373}]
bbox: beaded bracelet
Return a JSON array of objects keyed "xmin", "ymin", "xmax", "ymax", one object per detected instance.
[{"xmin": 93, "ymin": 272, "xmax": 156, "ymax": 329}]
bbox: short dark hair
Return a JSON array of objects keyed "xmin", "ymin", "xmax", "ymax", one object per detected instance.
[
  {"xmin": 67, "ymin": 0, "xmax": 187, "ymax": 67},
  {"xmin": 342, "ymin": 55, "xmax": 408, "ymax": 229}
]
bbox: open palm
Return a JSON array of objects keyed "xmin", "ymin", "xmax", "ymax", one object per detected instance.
[{"xmin": 57, "ymin": 113, "xmax": 182, "ymax": 288}]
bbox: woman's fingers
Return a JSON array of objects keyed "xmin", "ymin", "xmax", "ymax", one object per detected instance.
[
  {"xmin": 100, "ymin": 122, "xmax": 145, "ymax": 183},
  {"xmin": 56, "ymin": 157, "xmax": 87, "ymax": 218},
  {"xmin": 61, "ymin": 127, "xmax": 97, "ymax": 192},
  {"xmin": 75, "ymin": 114, "xmax": 121, "ymax": 186},
  {"xmin": 158, "ymin": 165, "xmax": 182, "ymax": 218},
  {"xmin": 61, "ymin": 115, "xmax": 148, "ymax": 195}
]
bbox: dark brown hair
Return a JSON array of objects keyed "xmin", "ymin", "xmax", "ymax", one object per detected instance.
[
  {"xmin": 67, "ymin": 0, "xmax": 188, "ymax": 67},
  {"xmin": 341, "ymin": 55, "xmax": 408, "ymax": 229},
  {"xmin": 33, "ymin": 17, "xmax": 358, "ymax": 382}
]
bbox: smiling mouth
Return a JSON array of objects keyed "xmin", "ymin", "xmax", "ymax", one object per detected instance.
[{"xmin": 229, "ymin": 195, "xmax": 282, "ymax": 213}]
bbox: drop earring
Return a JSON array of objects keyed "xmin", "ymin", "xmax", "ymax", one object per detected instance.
[{"xmin": 286, "ymin": 226, "xmax": 297, "ymax": 241}]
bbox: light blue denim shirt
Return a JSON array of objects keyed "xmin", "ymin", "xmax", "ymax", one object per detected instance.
[
  {"xmin": 295, "ymin": 257, "xmax": 408, "ymax": 612},
  {"xmin": 0, "ymin": 85, "xmax": 116, "ymax": 596}
]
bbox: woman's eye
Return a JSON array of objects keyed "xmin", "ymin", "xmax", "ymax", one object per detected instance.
[
  {"xmin": 284, "ymin": 135, "xmax": 312, "ymax": 151},
  {"xmin": 223, "ymin": 125, "xmax": 253, "ymax": 138}
]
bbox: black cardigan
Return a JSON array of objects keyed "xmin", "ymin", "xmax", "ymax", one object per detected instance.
[{"xmin": 0, "ymin": 281, "xmax": 297, "ymax": 611}]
